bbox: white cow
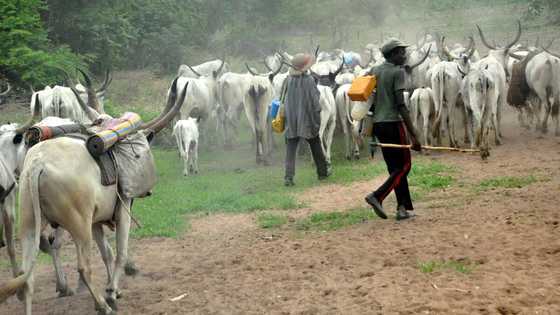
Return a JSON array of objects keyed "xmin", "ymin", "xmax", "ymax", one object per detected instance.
[
  {"xmin": 335, "ymin": 84, "xmax": 364, "ymax": 160},
  {"xmin": 217, "ymin": 72, "xmax": 253, "ymax": 146},
  {"xmin": 474, "ymin": 21, "xmax": 522, "ymax": 143},
  {"xmin": 429, "ymin": 61, "xmax": 464, "ymax": 147},
  {"xmin": 317, "ymin": 85, "xmax": 337, "ymax": 166},
  {"xmin": 0, "ymin": 101, "xmax": 79, "ymax": 298},
  {"xmin": 524, "ymin": 50, "xmax": 560, "ymax": 135},
  {"xmin": 409, "ymin": 88, "xmax": 435, "ymax": 145},
  {"xmin": 173, "ymin": 118, "xmax": 200, "ymax": 176},
  {"xmin": 176, "ymin": 60, "xmax": 224, "ymax": 143},
  {"xmin": 244, "ymin": 75, "xmax": 274, "ymax": 165},
  {"xmin": 461, "ymin": 68, "xmax": 500, "ymax": 152},
  {"xmin": 29, "ymin": 70, "xmax": 112, "ymax": 124}
]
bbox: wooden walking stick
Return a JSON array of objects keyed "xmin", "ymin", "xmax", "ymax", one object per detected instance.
[
  {"xmin": 370, "ymin": 142, "xmax": 480, "ymax": 152},
  {"xmin": 369, "ymin": 141, "xmax": 490, "ymax": 159}
]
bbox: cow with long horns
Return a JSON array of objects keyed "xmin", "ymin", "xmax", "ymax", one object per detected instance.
[
  {"xmin": 471, "ymin": 20, "xmax": 523, "ymax": 144},
  {"xmin": 0, "ymin": 77, "xmax": 188, "ymax": 315}
]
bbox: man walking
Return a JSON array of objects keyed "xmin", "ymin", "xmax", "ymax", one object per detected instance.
[
  {"xmin": 283, "ymin": 53, "xmax": 329, "ymax": 186},
  {"xmin": 365, "ymin": 38, "xmax": 422, "ymax": 220}
]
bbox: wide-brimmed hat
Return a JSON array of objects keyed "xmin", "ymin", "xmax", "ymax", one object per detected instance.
[
  {"xmin": 380, "ymin": 38, "xmax": 409, "ymax": 55},
  {"xmin": 290, "ymin": 53, "xmax": 316, "ymax": 72}
]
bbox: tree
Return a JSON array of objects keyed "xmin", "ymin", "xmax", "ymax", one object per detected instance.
[{"xmin": 0, "ymin": 0, "xmax": 87, "ymax": 87}]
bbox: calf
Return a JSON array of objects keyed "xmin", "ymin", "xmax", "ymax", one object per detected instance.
[{"xmin": 173, "ymin": 118, "xmax": 200, "ymax": 176}]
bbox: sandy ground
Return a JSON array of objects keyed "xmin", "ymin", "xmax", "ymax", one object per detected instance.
[{"xmin": 1, "ymin": 111, "xmax": 560, "ymax": 315}]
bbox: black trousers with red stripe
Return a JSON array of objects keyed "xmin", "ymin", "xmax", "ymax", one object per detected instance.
[{"xmin": 372, "ymin": 121, "xmax": 413, "ymax": 210}]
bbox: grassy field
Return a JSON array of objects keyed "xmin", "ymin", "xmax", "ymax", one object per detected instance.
[{"xmin": 128, "ymin": 135, "xmax": 455, "ymax": 238}]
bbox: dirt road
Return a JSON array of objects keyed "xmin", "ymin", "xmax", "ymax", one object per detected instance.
[{"xmin": 1, "ymin": 114, "xmax": 559, "ymax": 315}]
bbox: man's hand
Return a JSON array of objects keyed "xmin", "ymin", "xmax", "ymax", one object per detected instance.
[{"xmin": 411, "ymin": 137, "xmax": 422, "ymax": 152}]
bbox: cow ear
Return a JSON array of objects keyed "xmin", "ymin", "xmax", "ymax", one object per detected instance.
[{"xmin": 13, "ymin": 134, "xmax": 23, "ymax": 144}]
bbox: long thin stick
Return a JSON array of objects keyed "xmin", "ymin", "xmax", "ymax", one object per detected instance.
[{"xmin": 370, "ymin": 142, "xmax": 481, "ymax": 153}]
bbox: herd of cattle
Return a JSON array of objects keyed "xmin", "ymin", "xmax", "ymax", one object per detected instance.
[{"xmin": 1, "ymin": 21, "xmax": 559, "ymax": 314}]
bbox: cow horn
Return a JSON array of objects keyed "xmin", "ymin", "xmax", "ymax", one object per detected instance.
[
  {"xmin": 476, "ymin": 24, "xmax": 497, "ymax": 50},
  {"xmin": 77, "ymin": 69, "xmax": 103, "ymax": 113},
  {"xmin": 146, "ymin": 81, "xmax": 188, "ymax": 134},
  {"xmin": 508, "ymin": 52, "xmax": 524, "ymax": 60},
  {"xmin": 268, "ymin": 63, "xmax": 283, "ymax": 81},
  {"xmin": 216, "ymin": 59, "xmax": 225, "ymax": 75},
  {"xmin": 69, "ymin": 85, "xmax": 101, "ymax": 121},
  {"xmin": 245, "ymin": 63, "xmax": 259, "ymax": 76},
  {"xmin": 504, "ymin": 21, "xmax": 522, "ymax": 51},
  {"xmin": 456, "ymin": 64, "xmax": 467, "ymax": 77},
  {"xmin": 141, "ymin": 77, "xmax": 180, "ymax": 130},
  {"xmin": 543, "ymin": 47, "xmax": 560, "ymax": 59},
  {"xmin": 441, "ymin": 37, "xmax": 455, "ymax": 61},
  {"xmin": 281, "ymin": 61, "xmax": 297, "ymax": 70},
  {"xmin": 466, "ymin": 36, "xmax": 476, "ymax": 59},
  {"xmin": 28, "ymin": 83, "xmax": 36, "ymax": 94},
  {"xmin": 333, "ymin": 57, "xmax": 345, "ymax": 76},
  {"xmin": 0, "ymin": 82, "xmax": 10, "ymax": 96},
  {"xmin": 314, "ymin": 45, "xmax": 320, "ymax": 59},
  {"xmin": 95, "ymin": 69, "xmax": 112, "ymax": 94},
  {"xmin": 186, "ymin": 64, "xmax": 202, "ymax": 77},
  {"xmin": 409, "ymin": 44, "xmax": 432, "ymax": 70},
  {"xmin": 15, "ymin": 94, "xmax": 42, "ymax": 134}
]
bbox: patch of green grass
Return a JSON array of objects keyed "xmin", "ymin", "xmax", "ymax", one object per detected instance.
[
  {"xmin": 477, "ymin": 175, "xmax": 538, "ymax": 190},
  {"xmin": 295, "ymin": 208, "xmax": 376, "ymax": 232},
  {"xmin": 418, "ymin": 259, "xmax": 476, "ymax": 274},
  {"xmin": 256, "ymin": 213, "xmax": 289, "ymax": 229},
  {"xmin": 409, "ymin": 160, "xmax": 455, "ymax": 199}
]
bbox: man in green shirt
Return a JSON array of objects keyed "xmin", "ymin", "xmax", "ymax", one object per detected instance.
[{"xmin": 365, "ymin": 38, "xmax": 422, "ymax": 221}]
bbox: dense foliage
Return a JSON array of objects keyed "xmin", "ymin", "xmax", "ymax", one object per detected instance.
[
  {"xmin": 1, "ymin": 0, "xmax": 558, "ymax": 88},
  {"xmin": 0, "ymin": 0, "xmax": 88, "ymax": 86}
]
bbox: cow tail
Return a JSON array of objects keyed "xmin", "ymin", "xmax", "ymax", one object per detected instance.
[
  {"xmin": 343, "ymin": 91, "xmax": 354, "ymax": 126},
  {"xmin": 0, "ymin": 167, "xmax": 43, "ymax": 303},
  {"xmin": 433, "ymin": 71, "xmax": 445, "ymax": 133}
]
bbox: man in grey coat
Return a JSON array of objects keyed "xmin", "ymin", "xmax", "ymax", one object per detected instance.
[{"xmin": 282, "ymin": 53, "xmax": 329, "ymax": 186}]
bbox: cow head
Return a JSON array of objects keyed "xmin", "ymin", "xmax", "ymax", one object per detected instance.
[
  {"xmin": 309, "ymin": 58, "xmax": 344, "ymax": 89},
  {"xmin": 476, "ymin": 21, "xmax": 522, "ymax": 78},
  {"xmin": 442, "ymin": 36, "xmax": 476, "ymax": 71},
  {"xmin": 246, "ymin": 61, "xmax": 283, "ymax": 83}
]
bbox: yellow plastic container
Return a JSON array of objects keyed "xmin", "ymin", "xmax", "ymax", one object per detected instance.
[{"xmin": 348, "ymin": 75, "xmax": 376, "ymax": 102}]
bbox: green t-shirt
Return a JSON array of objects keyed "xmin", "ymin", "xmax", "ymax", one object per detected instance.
[{"xmin": 371, "ymin": 61, "xmax": 406, "ymax": 123}]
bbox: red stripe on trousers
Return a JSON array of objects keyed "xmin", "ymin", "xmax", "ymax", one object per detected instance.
[{"xmin": 379, "ymin": 122, "xmax": 412, "ymax": 201}]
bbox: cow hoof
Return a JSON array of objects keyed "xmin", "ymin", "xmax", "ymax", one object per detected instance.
[
  {"xmin": 57, "ymin": 287, "xmax": 74, "ymax": 298},
  {"xmin": 16, "ymin": 288, "xmax": 24, "ymax": 302},
  {"xmin": 124, "ymin": 261, "xmax": 140, "ymax": 276},
  {"xmin": 97, "ymin": 306, "xmax": 115, "ymax": 315},
  {"xmin": 106, "ymin": 297, "xmax": 118, "ymax": 311},
  {"xmin": 345, "ymin": 155, "xmax": 351, "ymax": 161}
]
